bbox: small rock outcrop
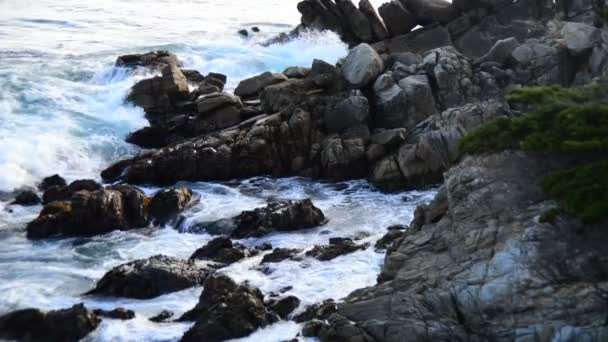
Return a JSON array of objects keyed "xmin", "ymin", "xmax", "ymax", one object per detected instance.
[
  {"xmin": 190, "ymin": 237, "xmax": 258, "ymax": 265},
  {"xmin": 0, "ymin": 304, "xmax": 100, "ymax": 342},
  {"xmin": 116, "ymin": 50, "xmax": 180, "ymax": 70},
  {"xmin": 93, "ymin": 308, "xmax": 135, "ymax": 320},
  {"xmin": 306, "ymin": 238, "xmax": 369, "ymax": 261},
  {"xmin": 180, "ymin": 274, "xmax": 277, "ymax": 342},
  {"xmin": 341, "ymin": 43, "xmax": 384, "ymax": 87},
  {"xmin": 11, "ymin": 190, "xmax": 41, "ymax": 206},
  {"xmin": 86, "ymin": 255, "xmax": 217, "ymax": 299}
]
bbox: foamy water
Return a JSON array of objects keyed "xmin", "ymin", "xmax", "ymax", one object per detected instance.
[{"xmin": 0, "ymin": 1, "xmax": 433, "ymax": 341}]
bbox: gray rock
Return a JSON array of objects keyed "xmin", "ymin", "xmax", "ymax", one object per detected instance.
[
  {"xmin": 325, "ymin": 96, "xmax": 370, "ymax": 133},
  {"xmin": 402, "ymin": 0, "xmax": 457, "ymax": 25},
  {"xmin": 389, "ymin": 52, "xmax": 422, "ymax": 67},
  {"xmin": 359, "ymin": 0, "xmax": 389, "ymax": 41},
  {"xmin": 116, "ymin": 50, "xmax": 179, "ymax": 70},
  {"xmin": 342, "ymin": 43, "xmax": 385, "ymax": 87},
  {"xmin": 335, "ymin": 0, "xmax": 374, "ymax": 43},
  {"xmin": 126, "ymin": 64, "xmax": 189, "ymax": 114},
  {"xmin": 283, "ymin": 66, "xmax": 311, "ymax": 78},
  {"xmin": 476, "ymin": 37, "xmax": 520, "ymax": 65},
  {"xmin": 561, "ymin": 21, "xmax": 599, "ymax": 55},
  {"xmin": 87, "ymin": 255, "xmax": 216, "ymax": 299},
  {"xmin": 378, "ymin": 1, "xmax": 417, "ymax": 37},
  {"xmin": 234, "ymin": 71, "xmax": 288, "ymax": 98},
  {"xmin": 373, "ymin": 24, "xmax": 452, "ymax": 55},
  {"xmin": 196, "ymin": 92, "xmax": 242, "ymax": 115}
]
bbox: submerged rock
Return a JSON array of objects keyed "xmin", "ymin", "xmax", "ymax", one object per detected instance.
[
  {"xmin": 190, "ymin": 237, "xmax": 257, "ymax": 265},
  {"xmin": 306, "ymin": 238, "xmax": 369, "ymax": 261},
  {"xmin": 93, "ymin": 308, "xmax": 135, "ymax": 320},
  {"xmin": 87, "ymin": 255, "xmax": 216, "ymax": 299},
  {"xmin": 261, "ymin": 248, "xmax": 302, "ymax": 263},
  {"xmin": 148, "ymin": 187, "xmax": 194, "ymax": 225},
  {"xmin": 180, "ymin": 274, "xmax": 275, "ymax": 342},
  {"xmin": 149, "ymin": 310, "xmax": 174, "ymax": 323},
  {"xmin": 267, "ymin": 295, "xmax": 301, "ymax": 319},
  {"xmin": 11, "ymin": 190, "xmax": 41, "ymax": 206},
  {"xmin": 0, "ymin": 303, "xmax": 100, "ymax": 342}
]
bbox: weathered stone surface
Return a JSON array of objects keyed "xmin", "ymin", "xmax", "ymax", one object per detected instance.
[
  {"xmin": 196, "ymin": 92, "xmax": 242, "ymax": 115},
  {"xmin": 0, "ymin": 304, "xmax": 100, "ymax": 342},
  {"xmin": 283, "ymin": 66, "xmax": 311, "ymax": 78},
  {"xmin": 116, "ymin": 51, "xmax": 179, "ymax": 70},
  {"xmin": 43, "ymin": 179, "xmax": 102, "ymax": 204},
  {"xmin": 234, "ymin": 72, "xmax": 288, "ymax": 98},
  {"xmin": 93, "ymin": 308, "xmax": 135, "ymax": 320},
  {"xmin": 261, "ymin": 248, "xmax": 302, "ymax": 263},
  {"xmin": 373, "ymin": 24, "xmax": 452, "ymax": 55},
  {"xmin": 378, "ymin": 1, "xmax": 417, "ymax": 37},
  {"xmin": 306, "ymin": 238, "xmax": 369, "ymax": 261},
  {"xmin": 561, "ymin": 21, "xmax": 599, "ymax": 55},
  {"xmin": 318, "ymin": 151, "xmax": 608, "ymax": 342},
  {"xmin": 126, "ymin": 64, "xmax": 189, "ymax": 114},
  {"xmin": 190, "ymin": 237, "xmax": 257, "ymax": 265},
  {"xmin": 180, "ymin": 274, "xmax": 275, "ymax": 342},
  {"xmin": 148, "ymin": 187, "xmax": 193, "ymax": 225},
  {"xmin": 39, "ymin": 174, "xmax": 67, "ymax": 192},
  {"xmin": 324, "ymin": 95, "xmax": 369, "ymax": 133},
  {"xmin": 11, "ymin": 190, "xmax": 41, "ymax": 206},
  {"xmin": 402, "ymin": 0, "xmax": 457, "ymax": 25},
  {"xmin": 342, "ymin": 43, "xmax": 385, "ymax": 87},
  {"xmin": 359, "ymin": 0, "xmax": 389, "ymax": 41},
  {"xmin": 475, "ymin": 37, "xmax": 520, "ymax": 64},
  {"xmin": 87, "ymin": 255, "xmax": 215, "ymax": 299},
  {"xmin": 268, "ymin": 295, "xmax": 301, "ymax": 319},
  {"xmin": 335, "ymin": 0, "xmax": 374, "ymax": 43}
]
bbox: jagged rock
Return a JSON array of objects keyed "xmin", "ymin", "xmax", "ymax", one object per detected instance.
[
  {"xmin": 370, "ymin": 128, "xmax": 407, "ymax": 148},
  {"xmin": 372, "ymin": 24, "xmax": 452, "ymax": 55},
  {"xmin": 388, "ymin": 52, "xmax": 422, "ymax": 67},
  {"xmin": 261, "ymin": 248, "xmax": 302, "ymax": 263},
  {"xmin": 320, "ymin": 134, "xmax": 367, "ymax": 179},
  {"xmin": 181, "ymin": 69, "xmax": 205, "ymax": 83},
  {"xmin": 294, "ymin": 299, "xmax": 338, "ymax": 322},
  {"xmin": 561, "ymin": 21, "xmax": 600, "ymax": 55},
  {"xmin": 126, "ymin": 126, "xmax": 169, "ymax": 149},
  {"xmin": 126, "ymin": 64, "xmax": 189, "ymax": 114},
  {"xmin": 148, "ymin": 187, "xmax": 194, "ymax": 225},
  {"xmin": 180, "ymin": 274, "xmax": 275, "ymax": 342},
  {"xmin": 39, "ymin": 174, "xmax": 66, "ymax": 192},
  {"xmin": 306, "ymin": 238, "xmax": 369, "ymax": 261},
  {"xmin": 87, "ymin": 255, "xmax": 216, "ymax": 299},
  {"xmin": 335, "ymin": 0, "xmax": 374, "ymax": 43},
  {"xmin": 358, "ymin": 0, "xmax": 389, "ymax": 41},
  {"xmin": 11, "ymin": 190, "xmax": 41, "ymax": 206},
  {"xmin": 235, "ymin": 72, "xmax": 288, "ymax": 98},
  {"xmin": 149, "ymin": 310, "xmax": 174, "ymax": 323},
  {"xmin": 0, "ymin": 304, "xmax": 100, "ymax": 342},
  {"xmin": 268, "ymin": 295, "xmax": 301, "ymax": 319},
  {"xmin": 190, "ymin": 237, "xmax": 257, "ymax": 265},
  {"xmin": 342, "ymin": 43, "xmax": 385, "ymax": 87},
  {"xmin": 309, "ymin": 59, "xmax": 341, "ymax": 88},
  {"xmin": 410, "ymin": 185, "xmax": 448, "ymax": 230},
  {"xmin": 378, "ymin": 1, "xmax": 417, "ymax": 37},
  {"xmin": 324, "ymin": 95, "xmax": 369, "ymax": 133},
  {"xmin": 283, "ymin": 66, "xmax": 311, "ymax": 78},
  {"xmin": 202, "ymin": 199, "xmax": 326, "ymax": 238},
  {"xmin": 475, "ymin": 36, "xmax": 520, "ymax": 65},
  {"xmin": 43, "ymin": 179, "xmax": 102, "ymax": 204},
  {"xmin": 298, "ymin": 0, "xmax": 351, "ymax": 43},
  {"xmin": 116, "ymin": 51, "xmax": 179, "ymax": 69},
  {"xmin": 93, "ymin": 308, "xmax": 135, "ymax": 320},
  {"xmin": 374, "ymin": 229, "xmax": 405, "ymax": 250},
  {"xmin": 196, "ymin": 92, "xmax": 242, "ymax": 115},
  {"xmin": 402, "ymin": 0, "xmax": 457, "ymax": 25}
]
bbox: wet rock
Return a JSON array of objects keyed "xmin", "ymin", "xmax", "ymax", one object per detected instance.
[
  {"xmin": 309, "ymin": 59, "xmax": 340, "ymax": 88},
  {"xmin": 373, "ymin": 24, "xmax": 451, "ymax": 55},
  {"xmin": 190, "ymin": 237, "xmax": 256, "ymax": 265},
  {"xmin": 0, "ymin": 303, "xmax": 100, "ymax": 342},
  {"xmin": 238, "ymin": 29, "xmax": 249, "ymax": 37},
  {"xmin": 43, "ymin": 179, "xmax": 102, "ymax": 204},
  {"xmin": 358, "ymin": 0, "xmax": 389, "ymax": 41},
  {"xmin": 475, "ymin": 37, "xmax": 520, "ymax": 65},
  {"xmin": 234, "ymin": 72, "xmax": 288, "ymax": 98},
  {"xmin": 180, "ymin": 274, "xmax": 274, "ymax": 342},
  {"xmin": 208, "ymin": 199, "xmax": 326, "ymax": 238},
  {"xmin": 389, "ymin": 52, "xmax": 422, "ymax": 67},
  {"xmin": 335, "ymin": 0, "xmax": 374, "ymax": 43},
  {"xmin": 87, "ymin": 255, "xmax": 215, "ymax": 299},
  {"xmin": 11, "ymin": 190, "xmax": 41, "ymax": 206},
  {"xmin": 268, "ymin": 295, "xmax": 301, "ymax": 319},
  {"xmin": 196, "ymin": 92, "xmax": 242, "ymax": 115},
  {"xmin": 148, "ymin": 187, "xmax": 194, "ymax": 225},
  {"xmin": 116, "ymin": 50, "xmax": 179, "ymax": 69},
  {"xmin": 306, "ymin": 238, "xmax": 369, "ymax": 261},
  {"xmin": 320, "ymin": 134, "xmax": 368, "ymax": 180},
  {"xmin": 374, "ymin": 228, "xmax": 405, "ymax": 250},
  {"xmin": 126, "ymin": 126, "xmax": 169, "ymax": 149},
  {"xmin": 283, "ymin": 66, "xmax": 311, "ymax": 78},
  {"xmin": 261, "ymin": 248, "xmax": 302, "ymax": 263},
  {"xmin": 255, "ymin": 242, "xmax": 273, "ymax": 251},
  {"xmin": 93, "ymin": 308, "xmax": 135, "ymax": 320},
  {"xmin": 302, "ymin": 319, "xmax": 326, "ymax": 337},
  {"xmin": 149, "ymin": 310, "xmax": 174, "ymax": 323},
  {"xmin": 342, "ymin": 43, "xmax": 385, "ymax": 87},
  {"xmin": 293, "ymin": 299, "xmax": 337, "ymax": 323},
  {"xmin": 180, "ymin": 69, "xmax": 205, "ymax": 83},
  {"xmin": 126, "ymin": 64, "xmax": 189, "ymax": 115},
  {"xmin": 378, "ymin": 1, "xmax": 417, "ymax": 37},
  {"xmin": 39, "ymin": 174, "xmax": 67, "ymax": 192},
  {"xmin": 324, "ymin": 95, "xmax": 369, "ymax": 133}
]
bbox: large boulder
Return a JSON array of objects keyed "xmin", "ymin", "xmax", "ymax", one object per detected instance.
[
  {"xmin": 148, "ymin": 187, "xmax": 194, "ymax": 225},
  {"xmin": 87, "ymin": 255, "xmax": 216, "ymax": 299},
  {"xmin": 561, "ymin": 21, "xmax": 600, "ymax": 55},
  {"xmin": 195, "ymin": 92, "xmax": 242, "ymax": 115},
  {"xmin": 190, "ymin": 237, "xmax": 258, "ymax": 265},
  {"xmin": 180, "ymin": 274, "xmax": 276, "ymax": 342},
  {"xmin": 0, "ymin": 304, "xmax": 100, "ymax": 342},
  {"xmin": 11, "ymin": 190, "xmax": 41, "ymax": 206},
  {"xmin": 401, "ymin": 0, "xmax": 457, "ymax": 25},
  {"xmin": 378, "ymin": 1, "xmax": 417, "ymax": 37},
  {"xmin": 201, "ymin": 199, "xmax": 327, "ymax": 238},
  {"xmin": 358, "ymin": 0, "xmax": 389, "ymax": 41},
  {"xmin": 234, "ymin": 72, "xmax": 288, "ymax": 98},
  {"xmin": 42, "ymin": 179, "xmax": 102, "ymax": 204},
  {"xmin": 335, "ymin": 0, "xmax": 374, "ymax": 43},
  {"xmin": 342, "ymin": 43, "xmax": 385, "ymax": 87},
  {"xmin": 126, "ymin": 64, "xmax": 189, "ymax": 114}
]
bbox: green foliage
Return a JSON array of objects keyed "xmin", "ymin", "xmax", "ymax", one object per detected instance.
[
  {"xmin": 461, "ymin": 82, "xmax": 608, "ymax": 224},
  {"xmin": 542, "ymin": 162, "xmax": 608, "ymax": 224}
]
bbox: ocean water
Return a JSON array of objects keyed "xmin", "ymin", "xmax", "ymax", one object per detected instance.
[{"xmin": 0, "ymin": 1, "xmax": 434, "ymax": 341}]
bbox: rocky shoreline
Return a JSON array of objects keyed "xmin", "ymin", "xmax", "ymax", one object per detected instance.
[{"xmin": 2, "ymin": 0, "xmax": 608, "ymax": 341}]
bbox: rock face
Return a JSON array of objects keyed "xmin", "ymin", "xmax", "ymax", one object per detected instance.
[
  {"xmin": 0, "ymin": 304, "xmax": 100, "ymax": 342},
  {"xmin": 180, "ymin": 274, "xmax": 276, "ymax": 342},
  {"xmin": 27, "ymin": 185, "xmax": 194, "ymax": 239},
  {"xmin": 341, "ymin": 43, "xmax": 385, "ymax": 87},
  {"xmin": 378, "ymin": 1, "xmax": 417, "ymax": 37},
  {"xmin": 87, "ymin": 255, "xmax": 216, "ymax": 299},
  {"xmin": 127, "ymin": 64, "xmax": 189, "ymax": 115},
  {"xmin": 116, "ymin": 50, "xmax": 179, "ymax": 70},
  {"xmin": 308, "ymin": 152, "xmax": 608, "ymax": 341},
  {"xmin": 234, "ymin": 72, "xmax": 288, "ymax": 98},
  {"xmin": 198, "ymin": 199, "xmax": 327, "ymax": 238}
]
